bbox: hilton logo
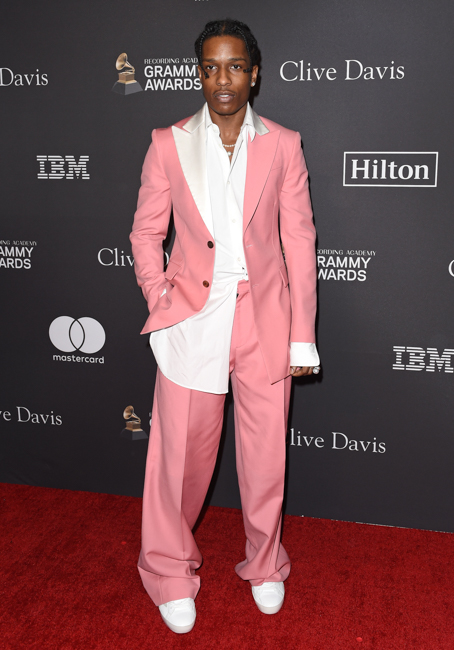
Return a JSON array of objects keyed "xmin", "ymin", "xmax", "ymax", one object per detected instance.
[
  {"xmin": 343, "ymin": 152, "xmax": 438, "ymax": 187},
  {"xmin": 393, "ymin": 346, "xmax": 454, "ymax": 373},
  {"xmin": 37, "ymin": 156, "xmax": 90, "ymax": 180}
]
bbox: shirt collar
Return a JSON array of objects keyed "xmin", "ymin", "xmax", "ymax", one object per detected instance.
[{"xmin": 203, "ymin": 102, "xmax": 257, "ymax": 141}]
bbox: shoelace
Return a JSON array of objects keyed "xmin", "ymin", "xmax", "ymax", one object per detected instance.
[
  {"xmin": 166, "ymin": 598, "xmax": 194, "ymax": 616},
  {"xmin": 253, "ymin": 582, "xmax": 284, "ymax": 603},
  {"xmin": 258, "ymin": 582, "xmax": 283, "ymax": 593}
]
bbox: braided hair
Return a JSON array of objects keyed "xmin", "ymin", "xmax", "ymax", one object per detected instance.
[{"xmin": 195, "ymin": 18, "xmax": 259, "ymax": 79}]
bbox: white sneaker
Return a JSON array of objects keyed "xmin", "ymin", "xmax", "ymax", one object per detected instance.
[
  {"xmin": 158, "ymin": 598, "xmax": 196, "ymax": 634},
  {"xmin": 252, "ymin": 581, "xmax": 285, "ymax": 614}
]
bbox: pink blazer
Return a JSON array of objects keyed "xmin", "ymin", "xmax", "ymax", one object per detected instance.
[{"xmin": 130, "ymin": 106, "xmax": 317, "ymax": 384}]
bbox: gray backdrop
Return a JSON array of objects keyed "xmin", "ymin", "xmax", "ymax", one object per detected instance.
[{"xmin": 1, "ymin": 0, "xmax": 453, "ymax": 532}]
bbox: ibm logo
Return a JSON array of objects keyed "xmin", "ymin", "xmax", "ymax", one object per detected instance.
[
  {"xmin": 343, "ymin": 152, "xmax": 438, "ymax": 187},
  {"xmin": 37, "ymin": 155, "xmax": 90, "ymax": 180},
  {"xmin": 393, "ymin": 346, "xmax": 454, "ymax": 373}
]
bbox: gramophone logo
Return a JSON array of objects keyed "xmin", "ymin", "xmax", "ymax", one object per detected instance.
[
  {"xmin": 112, "ymin": 53, "xmax": 143, "ymax": 95},
  {"xmin": 121, "ymin": 405, "xmax": 147, "ymax": 440}
]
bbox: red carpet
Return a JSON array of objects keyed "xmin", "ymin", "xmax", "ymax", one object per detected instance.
[{"xmin": 1, "ymin": 484, "xmax": 453, "ymax": 649}]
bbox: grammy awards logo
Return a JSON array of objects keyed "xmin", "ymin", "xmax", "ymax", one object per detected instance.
[
  {"xmin": 121, "ymin": 405, "xmax": 147, "ymax": 440},
  {"xmin": 112, "ymin": 53, "xmax": 143, "ymax": 95}
]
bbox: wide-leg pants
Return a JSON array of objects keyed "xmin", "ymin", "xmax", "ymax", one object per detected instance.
[{"xmin": 138, "ymin": 281, "xmax": 292, "ymax": 606}]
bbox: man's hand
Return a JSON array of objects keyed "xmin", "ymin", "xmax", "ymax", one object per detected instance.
[{"xmin": 290, "ymin": 366, "xmax": 313, "ymax": 377}]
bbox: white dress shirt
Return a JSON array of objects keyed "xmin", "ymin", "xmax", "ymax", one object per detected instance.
[{"xmin": 150, "ymin": 103, "xmax": 319, "ymax": 393}]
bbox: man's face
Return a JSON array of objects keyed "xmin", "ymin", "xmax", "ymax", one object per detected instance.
[{"xmin": 198, "ymin": 35, "xmax": 258, "ymax": 117}]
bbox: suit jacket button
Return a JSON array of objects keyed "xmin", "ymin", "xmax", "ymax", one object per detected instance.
[
  {"xmin": 207, "ymin": 241, "xmax": 214, "ymax": 248},
  {"xmin": 203, "ymin": 280, "xmax": 210, "ymax": 288}
]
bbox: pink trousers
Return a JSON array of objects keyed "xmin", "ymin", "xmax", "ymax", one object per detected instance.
[{"xmin": 138, "ymin": 281, "xmax": 292, "ymax": 606}]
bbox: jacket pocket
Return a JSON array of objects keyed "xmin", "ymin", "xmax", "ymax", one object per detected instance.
[
  {"xmin": 164, "ymin": 258, "xmax": 181, "ymax": 281},
  {"xmin": 279, "ymin": 262, "xmax": 289, "ymax": 288}
]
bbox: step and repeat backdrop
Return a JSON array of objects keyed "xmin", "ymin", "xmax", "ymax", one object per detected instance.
[{"xmin": 1, "ymin": 0, "xmax": 453, "ymax": 532}]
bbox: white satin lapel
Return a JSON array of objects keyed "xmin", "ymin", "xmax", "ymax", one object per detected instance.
[{"xmin": 172, "ymin": 119, "xmax": 214, "ymax": 237}]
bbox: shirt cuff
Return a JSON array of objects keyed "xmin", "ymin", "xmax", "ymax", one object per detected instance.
[{"xmin": 290, "ymin": 342, "xmax": 320, "ymax": 367}]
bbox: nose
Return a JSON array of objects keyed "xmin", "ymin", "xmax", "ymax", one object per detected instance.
[{"xmin": 216, "ymin": 65, "xmax": 232, "ymax": 86}]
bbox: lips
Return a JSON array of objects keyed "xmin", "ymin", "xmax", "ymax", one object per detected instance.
[{"xmin": 214, "ymin": 91, "xmax": 235, "ymax": 102}]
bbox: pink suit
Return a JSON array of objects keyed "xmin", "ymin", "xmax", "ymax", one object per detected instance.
[{"xmin": 130, "ymin": 107, "xmax": 317, "ymax": 605}]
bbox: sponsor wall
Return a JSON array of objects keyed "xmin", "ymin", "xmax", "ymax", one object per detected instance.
[{"xmin": 1, "ymin": 0, "xmax": 453, "ymax": 532}]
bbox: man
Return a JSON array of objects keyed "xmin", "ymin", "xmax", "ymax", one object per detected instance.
[{"xmin": 130, "ymin": 18, "xmax": 320, "ymax": 634}]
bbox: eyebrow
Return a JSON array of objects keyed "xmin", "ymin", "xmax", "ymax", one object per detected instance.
[{"xmin": 202, "ymin": 57, "xmax": 248, "ymax": 63}]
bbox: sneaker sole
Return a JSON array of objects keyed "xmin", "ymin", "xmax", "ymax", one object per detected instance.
[
  {"xmin": 255, "ymin": 599, "xmax": 284, "ymax": 615},
  {"xmin": 161, "ymin": 615, "xmax": 196, "ymax": 634}
]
